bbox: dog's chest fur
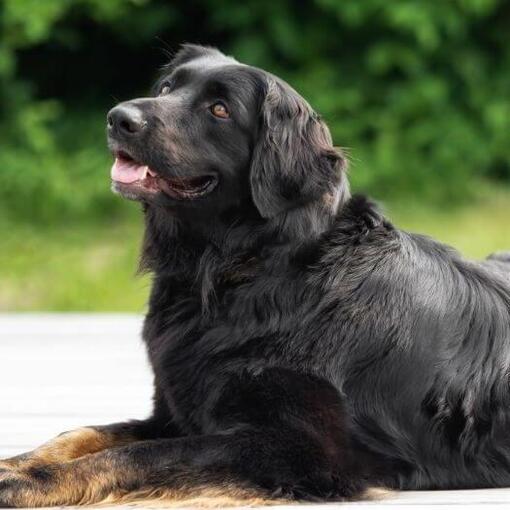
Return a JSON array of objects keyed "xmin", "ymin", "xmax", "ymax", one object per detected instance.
[
  {"xmin": 139, "ymin": 198, "xmax": 404, "ymax": 436},
  {"xmin": 141, "ymin": 248, "xmax": 321, "ymax": 433}
]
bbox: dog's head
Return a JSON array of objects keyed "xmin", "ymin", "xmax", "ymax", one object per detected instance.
[{"xmin": 107, "ymin": 44, "xmax": 348, "ymax": 219}]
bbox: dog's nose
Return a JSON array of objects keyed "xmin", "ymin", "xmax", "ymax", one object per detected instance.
[{"xmin": 107, "ymin": 105, "xmax": 146, "ymax": 136}]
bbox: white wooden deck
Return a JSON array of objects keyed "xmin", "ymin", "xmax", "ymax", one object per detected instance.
[{"xmin": 1, "ymin": 314, "xmax": 510, "ymax": 509}]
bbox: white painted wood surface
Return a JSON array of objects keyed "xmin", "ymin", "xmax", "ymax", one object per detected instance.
[{"xmin": 1, "ymin": 314, "xmax": 510, "ymax": 509}]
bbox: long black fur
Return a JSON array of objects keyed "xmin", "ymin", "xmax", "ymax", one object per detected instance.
[{"xmin": 2, "ymin": 44, "xmax": 510, "ymax": 506}]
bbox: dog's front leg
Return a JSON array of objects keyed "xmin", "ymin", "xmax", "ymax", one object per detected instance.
[
  {"xmin": 0, "ymin": 418, "xmax": 165, "ymax": 472},
  {"xmin": 0, "ymin": 368, "xmax": 369, "ymax": 507}
]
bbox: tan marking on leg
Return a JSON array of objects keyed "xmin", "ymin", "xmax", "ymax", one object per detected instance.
[
  {"xmin": 31, "ymin": 427, "xmax": 133, "ymax": 464},
  {"xmin": 0, "ymin": 453, "xmax": 128, "ymax": 507},
  {"xmin": 3, "ymin": 455, "xmax": 283, "ymax": 508},
  {"xmin": 0, "ymin": 427, "xmax": 136, "ymax": 471},
  {"xmin": 121, "ymin": 486, "xmax": 393, "ymax": 508},
  {"xmin": 98, "ymin": 483, "xmax": 283, "ymax": 508},
  {"xmin": 362, "ymin": 486, "xmax": 395, "ymax": 500}
]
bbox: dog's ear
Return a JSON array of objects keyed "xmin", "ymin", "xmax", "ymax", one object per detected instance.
[{"xmin": 250, "ymin": 77, "xmax": 347, "ymax": 218}]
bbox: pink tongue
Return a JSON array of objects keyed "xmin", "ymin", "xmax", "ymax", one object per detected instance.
[{"xmin": 111, "ymin": 157, "xmax": 149, "ymax": 184}]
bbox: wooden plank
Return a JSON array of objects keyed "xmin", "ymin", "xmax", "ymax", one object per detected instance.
[
  {"xmin": 1, "ymin": 314, "xmax": 510, "ymax": 508},
  {"xmin": 0, "ymin": 314, "xmax": 152, "ymax": 458}
]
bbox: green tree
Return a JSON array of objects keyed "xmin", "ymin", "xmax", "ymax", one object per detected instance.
[{"xmin": 1, "ymin": 0, "xmax": 509, "ymax": 223}]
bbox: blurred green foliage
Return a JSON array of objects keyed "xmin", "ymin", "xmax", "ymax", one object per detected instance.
[
  {"xmin": 1, "ymin": 0, "xmax": 510, "ymax": 224},
  {"xmin": 1, "ymin": 190, "xmax": 509, "ymax": 311}
]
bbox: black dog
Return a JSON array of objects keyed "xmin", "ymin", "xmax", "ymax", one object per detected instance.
[{"xmin": 1, "ymin": 44, "xmax": 510, "ymax": 507}]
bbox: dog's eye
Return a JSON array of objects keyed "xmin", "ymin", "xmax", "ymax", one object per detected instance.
[
  {"xmin": 210, "ymin": 102, "xmax": 230, "ymax": 119},
  {"xmin": 159, "ymin": 83, "xmax": 171, "ymax": 96}
]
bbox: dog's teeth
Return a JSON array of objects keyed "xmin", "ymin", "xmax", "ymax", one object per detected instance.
[
  {"xmin": 141, "ymin": 166, "xmax": 149, "ymax": 179},
  {"xmin": 147, "ymin": 168, "xmax": 157, "ymax": 177}
]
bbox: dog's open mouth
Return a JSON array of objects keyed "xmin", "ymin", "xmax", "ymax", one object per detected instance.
[{"xmin": 111, "ymin": 152, "xmax": 217, "ymax": 200}]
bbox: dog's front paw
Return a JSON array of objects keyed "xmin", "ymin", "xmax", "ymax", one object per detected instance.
[
  {"xmin": 0, "ymin": 465, "xmax": 74, "ymax": 508},
  {"xmin": 0, "ymin": 469, "xmax": 29, "ymax": 508}
]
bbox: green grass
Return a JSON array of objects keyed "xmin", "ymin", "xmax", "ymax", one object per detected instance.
[
  {"xmin": 0, "ymin": 209, "xmax": 150, "ymax": 312},
  {"xmin": 1, "ymin": 191, "xmax": 509, "ymax": 311},
  {"xmin": 387, "ymin": 188, "xmax": 510, "ymax": 259}
]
